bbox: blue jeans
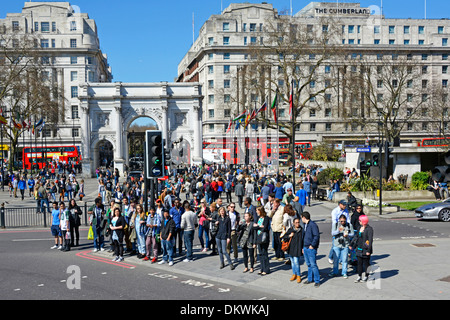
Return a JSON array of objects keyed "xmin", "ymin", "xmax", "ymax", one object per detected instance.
[
  {"xmin": 216, "ymin": 237, "xmax": 232, "ymax": 265},
  {"xmin": 198, "ymin": 224, "xmax": 209, "ymax": 249},
  {"xmin": 93, "ymin": 226, "xmax": 104, "ymax": 250},
  {"xmin": 136, "ymin": 231, "xmax": 146, "ymax": 255},
  {"xmin": 332, "ymin": 246, "xmax": 349, "ymax": 276},
  {"xmin": 40, "ymin": 199, "xmax": 51, "ymax": 213},
  {"xmin": 184, "ymin": 230, "xmax": 195, "ymax": 260},
  {"xmin": 161, "ymin": 238, "xmax": 174, "ymax": 262},
  {"xmin": 303, "ymin": 247, "xmax": 320, "ymax": 284},
  {"xmin": 290, "ymin": 256, "xmax": 301, "ymax": 276}
]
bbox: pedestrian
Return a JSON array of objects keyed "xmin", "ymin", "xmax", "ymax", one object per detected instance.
[
  {"xmin": 329, "ymin": 200, "xmax": 350, "ymax": 264},
  {"xmin": 79, "ymin": 179, "xmax": 85, "ymax": 201},
  {"xmin": 59, "ymin": 202, "xmax": 71, "ymax": 252},
  {"xmin": 208, "ymin": 202, "xmax": 219, "ymax": 255},
  {"xmin": 237, "ymin": 212, "xmax": 257, "ymax": 273},
  {"xmin": 301, "ymin": 211, "xmax": 321, "ymax": 287},
  {"xmin": 144, "ymin": 206, "xmax": 161, "ymax": 263},
  {"xmin": 197, "ymin": 198, "xmax": 210, "ymax": 252},
  {"xmin": 234, "ymin": 180, "xmax": 245, "ymax": 208},
  {"xmin": 268, "ymin": 198, "xmax": 285, "ymax": 262},
  {"xmin": 350, "ymin": 215, "xmax": 374, "ymax": 283},
  {"xmin": 282, "ymin": 217, "xmax": 304, "ymax": 283},
  {"xmin": 295, "ymin": 183, "xmax": 308, "ymax": 213},
  {"xmin": 329, "ymin": 214, "xmax": 354, "ymax": 279},
  {"xmin": 18, "ymin": 176, "xmax": 26, "ymax": 200},
  {"xmin": 110, "ymin": 207, "xmax": 126, "ymax": 262},
  {"xmin": 159, "ymin": 209, "xmax": 176, "ymax": 266},
  {"xmin": 181, "ymin": 201, "xmax": 198, "ymax": 263},
  {"xmin": 226, "ymin": 202, "xmax": 240, "ymax": 263},
  {"xmin": 68, "ymin": 198, "xmax": 82, "ymax": 247},
  {"xmin": 254, "ymin": 206, "xmax": 270, "ymax": 275},
  {"xmin": 50, "ymin": 201, "xmax": 63, "ymax": 250},
  {"xmin": 169, "ymin": 198, "xmax": 184, "ymax": 256},
  {"xmin": 88, "ymin": 197, "xmax": 106, "ymax": 252},
  {"xmin": 132, "ymin": 204, "xmax": 147, "ymax": 259},
  {"xmin": 215, "ymin": 206, "xmax": 234, "ymax": 270},
  {"xmin": 27, "ymin": 176, "xmax": 35, "ymax": 197}
]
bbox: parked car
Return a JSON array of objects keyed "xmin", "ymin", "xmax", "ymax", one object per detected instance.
[
  {"xmin": 415, "ymin": 199, "xmax": 450, "ymax": 222},
  {"xmin": 127, "ymin": 171, "xmax": 142, "ymax": 183}
]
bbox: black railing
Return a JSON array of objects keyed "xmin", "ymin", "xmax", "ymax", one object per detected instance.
[{"xmin": 0, "ymin": 202, "xmax": 111, "ymax": 229}]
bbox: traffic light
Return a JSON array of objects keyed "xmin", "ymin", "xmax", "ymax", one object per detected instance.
[
  {"xmin": 384, "ymin": 140, "xmax": 394, "ymax": 166},
  {"xmin": 372, "ymin": 154, "xmax": 379, "ymax": 167},
  {"xmin": 431, "ymin": 150, "xmax": 450, "ymax": 182},
  {"xmin": 360, "ymin": 159, "xmax": 369, "ymax": 176},
  {"xmin": 145, "ymin": 130, "xmax": 164, "ymax": 179}
]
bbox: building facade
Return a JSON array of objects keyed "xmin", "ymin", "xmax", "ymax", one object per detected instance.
[{"xmin": 177, "ymin": 1, "xmax": 450, "ymax": 147}]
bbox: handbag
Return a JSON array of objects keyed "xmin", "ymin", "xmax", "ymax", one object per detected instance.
[
  {"xmin": 281, "ymin": 236, "xmax": 292, "ymax": 252},
  {"xmin": 87, "ymin": 226, "xmax": 94, "ymax": 240}
]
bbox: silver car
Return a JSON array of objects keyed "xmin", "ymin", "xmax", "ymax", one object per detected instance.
[{"xmin": 415, "ymin": 199, "xmax": 450, "ymax": 222}]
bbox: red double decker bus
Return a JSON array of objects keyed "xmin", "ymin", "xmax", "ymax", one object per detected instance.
[
  {"xmin": 419, "ymin": 137, "xmax": 450, "ymax": 147},
  {"xmin": 22, "ymin": 145, "xmax": 81, "ymax": 170}
]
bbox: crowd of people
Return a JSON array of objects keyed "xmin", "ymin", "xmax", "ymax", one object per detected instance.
[{"xmin": 43, "ymin": 163, "xmax": 375, "ymax": 287}]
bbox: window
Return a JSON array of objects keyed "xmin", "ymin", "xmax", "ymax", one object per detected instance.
[
  {"xmin": 322, "ymin": 25, "xmax": 328, "ymax": 33},
  {"xmin": 438, "ymin": 26, "xmax": 444, "ymax": 34},
  {"xmin": 422, "ymin": 94, "xmax": 428, "ymax": 102},
  {"xmin": 325, "ymin": 95, "xmax": 332, "ymax": 103},
  {"xmin": 208, "ymin": 65, "xmax": 213, "ymax": 74},
  {"xmin": 243, "ymin": 23, "xmax": 247, "ymax": 32},
  {"xmin": 404, "ymin": 26, "xmax": 410, "ymax": 34},
  {"xmin": 12, "ymin": 21, "xmax": 19, "ymax": 31},
  {"xmin": 325, "ymin": 123, "xmax": 332, "ymax": 132},
  {"xmin": 34, "ymin": 22, "xmax": 39, "ymax": 32},
  {"xmin": 374, "ymin": 25, "xmax": 380, "ymax": 34},
  {"xmin": 208, "ymin": 80, "xmax": 214, "ymax": 89},
  {"xmin": 250, "ymin": 23, "xmax": 256, "ymax": 32},
  {"xmin": 250, "ymin": 37, "xmax": 257, "ymax": 44},
  {"xmin": 223, "ymin": 65, "xmax": 230, "ymax": 74},
  {"xmin": 443, "ymin": 66, "xmax": 448, "ymax": 74},
  {"xmin": 407, "ymin": 80, "xmax": 413, "ymax": 88},
  {"xmin": 223, "ymin": 53, "xmax": 230, "ymax": 60},
  {"xmin": 422, "ymin": 66, "xmax": 428, "ymax": 74},
  {"xmin": 444, "ymin": 54, "xmax": 449, "ymax": 60},
  {"xmin": 443, "ymin": 80, "xmax": 448, "ymax": 88},
  {"xmin": 72, "ymin": 128, "xmax": 79, "ymax": 138},
  {"xmin": 208, "ymin": 124, "xmax": 214, "ymax": 132},
  {"xmin": 70, "ymin": 71, "xmax": 78, "ymax": 81},
  {"xmin": 222, "ymin": 22, "xmax": 229, "ymax": 31},
  {"xmin": 70, "ymin": 39, "xmax": 77, "ymax": 48},
  {"xmin": 86, "ymin": 56, "xmax": 93, "ymax": 65},
  {"xmin": 443, "ymin": 38, "xmax": 448, "ymax": 47},
  {"xmin": 309, "ymin": 123, "xmax": 316, "ymax": 132},
  {"xmin": 389, "ymin": 25, "xmax": 395, "ymax": 34},
  {"xmin": 208, "ymin": 109, "xmax": 214, "ymax": 118},
  {"xmin": 223, "ymin": 37, "xmax": 229, "ymax": 45},
  {"xmin": 309, "ymin": 109, "xmax": 316, "ymax": 117},
  {"xmin": 71, "ymin": 86, "xmax": 78, "ymax": 98},
  {"xmin": 422, "ymin": 122, "xmax": 428, "ymax": 131},
  {"xmin": 224, "ymin": 95, "xmax": 230, "ymax": 103},
  {"xmin": 40, "ymin": 39, "xmax": 49, "ymax": 48},
  {"xmin": 208, "ymin": 37, "xmax": 214, "ymax": 45},
  {"xmin": 52, "ymin": 22, "xmax": 56, "ymax": 32},
  {"xmin": 348, "ymin": 39, "xmax": 355, "ymax": 44},
  {"xmin": 422, "ymin": 54, "xmax": 428, "ymax": 61},
  {"xmin": 208, "ymin": 53, "xmax": 213, "ymax": 60},
  {"xmin": 389, "ymin": 39, "xmax": 395, "ymax": 45},
  {"xmin": 244, "ymin": 37, "xmax": 247, "ymax": 45},
  {"xmin": 418, "ymin": 26, "xmax": 425, "ymax": 34},
  {"xmin": 41, "ymin": 56, "xmax": 50, "ymax": 65},
  {"xmin": 324, "ymin": 65, "xmax": 331, "ymax": 74},
  {"xmin": 422, "ymin": 80, "xmax": 428, "ymax": 89},
  {"xmin": 407, "ymin": 123, "xmax": 413, "ymax": 131},
  {"xmin": 418, "ymin": 40, "xmax": 424, "ymax": 45},
  {"xmin": 348, "ymin": 25, "xmax": 354, "ymax": 33},
  {"xmin": 41, "ymin": 22, "xmax": 50, "ymax": 32},
  {"xmin": 407, "ymin": 94, "xmax": 413, "ymax": 102},
  {"xmin": 374, "ymin": 39, "xmax": 380, "ymax": 45},
  {"xmin": 404, "ymin": 40, "xmax": 410, "ymax": 45},
  {"xmin": 71, "ymin": 105, "xmax": 79, "ymax": 119},
  {"xmin": 377, "ymin": 80, "xmax": 383, "ymax": 88},
  {"xmin": 51, "ymin": 39, "xmax": 56, "ymax": 48},
  {"xmin": 70, "ymin": 56, "xmax": 77, "ymax": 64},
  {"xmin": 224, "ymin": 109, "xmax": 231, "ymax": 117},
  {"xmin": 88, "ymin": 71, "xmax": 95, "ymax": 82},
  {"xmin": 70, "ymin": 21, "xmax": 77, "ymax": 31},
  {"xmin": 223, "ymin": 79, "xmax": 230, "ymax": 88},
  {"xmin": 208, "ymin": 95, "xmax": 214, "ymax": 104}
]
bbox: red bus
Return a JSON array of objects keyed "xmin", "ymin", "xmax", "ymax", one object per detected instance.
[
  {"xmin": 419, "ymin": 137, "xmax": 450, "ymax": 147},
  {"xmin": 22, "ymin": 145, "xmax": 82, "ymax": 170}
]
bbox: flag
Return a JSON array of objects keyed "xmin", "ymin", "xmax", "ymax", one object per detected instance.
[
  {"xmin": 39, "ymin": 120, "xmax": 45, "ymax": 133},
  {"xmin": 244, "ymin": 113, "xmax": 251, "ymax": 128},
  {"xmin": 233, "ymin": 110, "xmax": 246, "ymax": 122},
  {"xmin": 0, "ymin": 115, "xmax": 7, "ymax": 125},
  {"xmin": 11, "ymin": 117, "xmax": 22, "ymax": 129},
  {"xmin": 289, "ymin": 80, "xmax": 294, "ymax": 117},
  {"xmin": 271, "ymin": 92, "xmax": 278, "ymax": 123},
  {"xmin": 35, "ymin": 118, "xmax": 44, "ymax": 128},
  {"xmin": 256, "ymin": 99, "xmax": 267, "ymax": 115},
  {"xmin": 226, "ymin": 118, "xmax": 232, "ymax": 134}
]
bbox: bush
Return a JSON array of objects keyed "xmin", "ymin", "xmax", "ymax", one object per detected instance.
[
  {"xmin": 410, "ymin": 171, "xmax": 431, "ymax": 190},
  {"xmin": 317, "ymin": 167, "xmax": 344, "ymax": 185},
  {"xmin": 383, "ymin": 180, "xmax": 405, "ymax": 191}
]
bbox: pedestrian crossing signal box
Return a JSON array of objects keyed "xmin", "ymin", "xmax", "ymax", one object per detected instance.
[{"xmin": 145, "ymin": 130, "xmax": 165, "ymax": 179}]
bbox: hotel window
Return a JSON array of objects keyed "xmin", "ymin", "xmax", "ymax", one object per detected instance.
[
  {"xmin": 208, "ymin": 53, "xmax": 213, "ymax": 60},
  {"xmin": 70, "ymin": 39, "xmax": 77, "ymax": 48},
  {"xmin": 348, "ymin": 39, "xmax": 355, "ymax": 44},
  {"xmin": 34, "ymin": 22, "xmax": 39, "ymax": 32},
  {"xmin": 208, "ymin": 65, "xmax": 213, "ymax": 74},
  {"xmin": 407, "ymin": 123, "xmax": 413, "ymax": 131},
  {"xmin": 223, "ymin": 37, "xmax": 229, "ymax": 45},
  {"xmin": 243, "ymin": 23, "xmax": 247, "ymax": 32},
  {"xmin": 208, "ymin": 109, "xmax": 215, "ymax": 118},
  {"xmin": 51, "ymin": 39, "xmax": 56, "ymax": 48},
  {"xmin": 224, "ymin": 95, "xmax": 231, "ymax": 103},
  {"xmin": 404, "ymin": 26, "xmax": 410, "ymax": 34},
  {"xmin": 407, "ymin": 80, "xmax": 413, "ymax": 88},
  {"xmin": 404, "ymin": 40, "xmax": 410, "ymax": 45},
  {"xmin": 71, "ymin": 105, "xmax": 79, "ymax": 119},
  {"xmin": 41, "ymin": 22, "xmax": 50, "ymax": 32},
  {"xmin": 223, "ymin": 65, "xmax": 230, "ymax": 74},
  {"xmin": 407, "ymin": 94, "xmax": 413, "ymax": 102},
  {"xmin": 325, "ymin": 95, "xmax": 332, "ymax": 103},
  {"xmin": 348, "ymin": 25, "xmax": 355, "ymax": 33},
  {"xmin": 12, "ymin": 21, "xmax": 19, "ymax": 31},
  {"xmin": 325, "ymin": 123, "xmax": 332, "ymax": 132},
  {"xmin": 422, "ymin": 123, "xmax": 428, "ymax": 131},
  {"xmin": 438, "ymin": 26, "xmax": 444, "ymax": 34},
  {"xmin": 223, "ymin": 79, "xmax": 230, "ymax": 88},
  {"xmin": 418, "ymin": 26, "xmax": 425, "ymax": 34},
  {"xmin": 418, "ymin": 39, "xmax": 424, "ymax": 45},
  {"xmin": 88, "ymin": 71, "xmax": 95, "ymax": 82},
  {"xmin": 208, "ymin": 37, "xmax": 214, "ymax": 45},
  {"xmin": 224, "ymin": 109, "xmax": 231, "ymax": 117},
  {"xmin": 250, "ymin": 37, "xmax": 257, "ymax": 44},
  {"xmin": 70, "ymin": 56, "xmax": 77, "ymax": 64},
  {"xmin": 209, "ymin": 124, "xmax": 214, "ymax": 132},
  {"xmin": 443, "ymin": 38, "xmax": 448, "ymax": 47},
  {"xmin": 422, "ymin": 94, "xmax": 428, "ymax": 102},
  {"xmin": 324, "ymin": 65, "xmax": 331, "ymax": 74},
  {"xmin": 208, "ymin": 95, "xmax": 214, "ymax": 104},
  {"xmin": 377, "ymin": 80, "xmax": 383, "ymax": 88},
  {"xmin": 389, "ymin": 26, "xmax": 395, "ymax": 34},
  {"xmin": 52, "ymin": 22, "xmax": 56, "ymax": 32},
  {"xmin": 70, "ymin": 71, "xmax": 78, "ymax": 82},
  {"xmin": 422, "ymin": 54, "xmax": 428, "ymax": 60},
  {"xmin": 250, "ymin": 23, "xmax": 256, "ymax": 32},
  {"xmin": 72, "ymin": 128, "xmax": 79, "ymax": 138},
  {"xmin": 40, "ymin": 39, "xmax": 49, "ymax": 48},
  {"xmin": 357, "ymin": 25, "xmax": 361, "ymax": 33},
  {"xmin": 223, "ymin": 22, "xmax": 230, "ymax": 31},
  {"xmin": 208, "ymin": 80, "xmax": 214, "ymax": 89},
  {"xmin": 374, "ymin": 39, "xmax": 380, "ymax": 45},
  {"xmin": 279, "ymin": 109, "xmax": 285, "ymax": 118},
  {"xmin": 443, "ymin": 54, "xmax": 449, "ymax": 60},
  {"xmin": 422, "ymin": 80, "xmax": 428, "ymax": 89},
  {"xmin": 71, "ymin": 86, "xmax": 78, "ymax": 98},
  {"xmin": 309, "ymin": 123, "xmax": 316, "ymax": 132},
  {"xmin": 374, "ymin": 26, "xmax": 380, "ymax": 34},
  {"xmin": 309, "ymin": 109, "xmax": 316, "ymax": 117},
  {"xmin": 70, "ymin": 21, "xmax": 77, "ymax": 31},
  {"xmin": 244, "ymin": 37, "xmax": 247, "ymax": 45},
  {"xmin": 325, "ymin": 108, "xmax": 332, "ymax": 117},
  {"xmin": 322, "ymin": 25, "xmax": 328, "ymax": 33},
  {"xmin": 87, "ymin": 56, "xmax": 93, "ymax": 65},
  {"xmin": 223, "ymin": 52, "xmax": 230, "ymax": 60},
  {"xmin": 443, "ymin": 80, "xmax": 448, "ymax": 88},
  {"xmin": 443, "ymin": 66, "xmax": 448, "ymax": 74},
  {"xmin": 389, "ymin": 39, "xmax": 395, "ymax": 45}
]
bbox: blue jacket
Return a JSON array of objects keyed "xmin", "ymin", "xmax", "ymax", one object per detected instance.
[
  {"xmin": 169, "ymin": 206, "xmax": 184, "ymax": 229},
  {"xmin": 18, "ymin": 180, "xmax": 26, "ymax": 190},
  {"xmin": 302, "ymin": 220, "xmax": 320, "ymax": 249}
]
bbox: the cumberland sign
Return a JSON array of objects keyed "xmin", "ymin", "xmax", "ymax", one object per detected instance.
[{"xmin": 315, "ymin": 7, "xmax": 371, "ymax": 16}]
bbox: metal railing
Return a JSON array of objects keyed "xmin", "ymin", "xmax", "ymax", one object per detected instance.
[{"xmin": 0, "ymin": 202, "xmax": 111, "ymax": 229}]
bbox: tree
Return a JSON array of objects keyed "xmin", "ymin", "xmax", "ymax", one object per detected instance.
[{"xmin": 0, "ymin": 23, "xmax": 62, "ymax": 170}]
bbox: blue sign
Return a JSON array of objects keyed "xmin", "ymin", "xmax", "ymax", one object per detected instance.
[{"xmin": 356, "ymin": 147, "xmax": 371, "ymax": 153}]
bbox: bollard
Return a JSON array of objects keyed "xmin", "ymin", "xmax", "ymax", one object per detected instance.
[{"xmin": 1, "ymin": 202, "xmax": 5, "ymax": 229}]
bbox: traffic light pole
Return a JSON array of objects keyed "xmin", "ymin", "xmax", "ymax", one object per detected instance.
[{"xmin": 379, "ymin": 140, "xmax": 383, "ymax": 216}]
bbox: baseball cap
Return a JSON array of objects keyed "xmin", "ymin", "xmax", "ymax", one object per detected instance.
[{"xmin": 338, "ymin": 200, "xmax": 347, "ymax": 205}]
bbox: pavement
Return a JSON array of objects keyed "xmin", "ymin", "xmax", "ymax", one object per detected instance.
[{"xmin": 2, "ymin": 177, "xmax": 450, "ymax": 300}]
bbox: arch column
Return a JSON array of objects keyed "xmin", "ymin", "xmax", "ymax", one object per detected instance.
[
  {"xmin": 80, "ymin": 99, "xmax": 93, "ymax": 178},
  {"xmin": 114, "ymin": 101, "xmax": 125, "ymax": 176}
]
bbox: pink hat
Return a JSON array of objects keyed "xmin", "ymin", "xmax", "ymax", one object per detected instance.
[{"xmin": 359, "ymin": 215, "xmax": 369, "ymax": 225}]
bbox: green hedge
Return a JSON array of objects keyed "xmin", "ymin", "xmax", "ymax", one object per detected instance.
[
  {"xmin": 317, "ymin": 167, "xmax": 344, "ymax": 185},
  {"xmin": 410, "ymin": 171, "xmax": 431, "ymax": 190}
]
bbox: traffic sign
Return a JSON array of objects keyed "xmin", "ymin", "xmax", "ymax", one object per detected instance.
[{"xmin": 357, "ymin": 147, "xmax": 371, "ymax": 153}]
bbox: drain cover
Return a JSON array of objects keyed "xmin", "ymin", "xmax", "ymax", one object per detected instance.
[{"xmin": 411, "ymin": 243, "xmax": 436, "ymax": 247}]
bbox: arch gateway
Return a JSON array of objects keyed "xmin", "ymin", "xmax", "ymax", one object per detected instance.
[{"xmin": 78, "ymin": 82, "xmax": 203, "ymax": 178}]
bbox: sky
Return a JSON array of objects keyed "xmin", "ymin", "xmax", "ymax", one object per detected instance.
[{"xmin": 2, "ymin": 0, "xmax": 450, "ymax": 82}]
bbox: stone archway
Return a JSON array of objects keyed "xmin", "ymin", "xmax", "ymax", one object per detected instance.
[
  {"xmin": 94, "ymin": 139, "xmax": 114, "ymax": 170},
  {"xmin": 126, "ymin": 116, "xmax": 159, "ymax": 171}
]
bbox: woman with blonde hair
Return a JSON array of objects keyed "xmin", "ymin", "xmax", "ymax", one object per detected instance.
[{"xmin": 132, "ymin": 204, "xmax": 147, "ymax": 259}]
